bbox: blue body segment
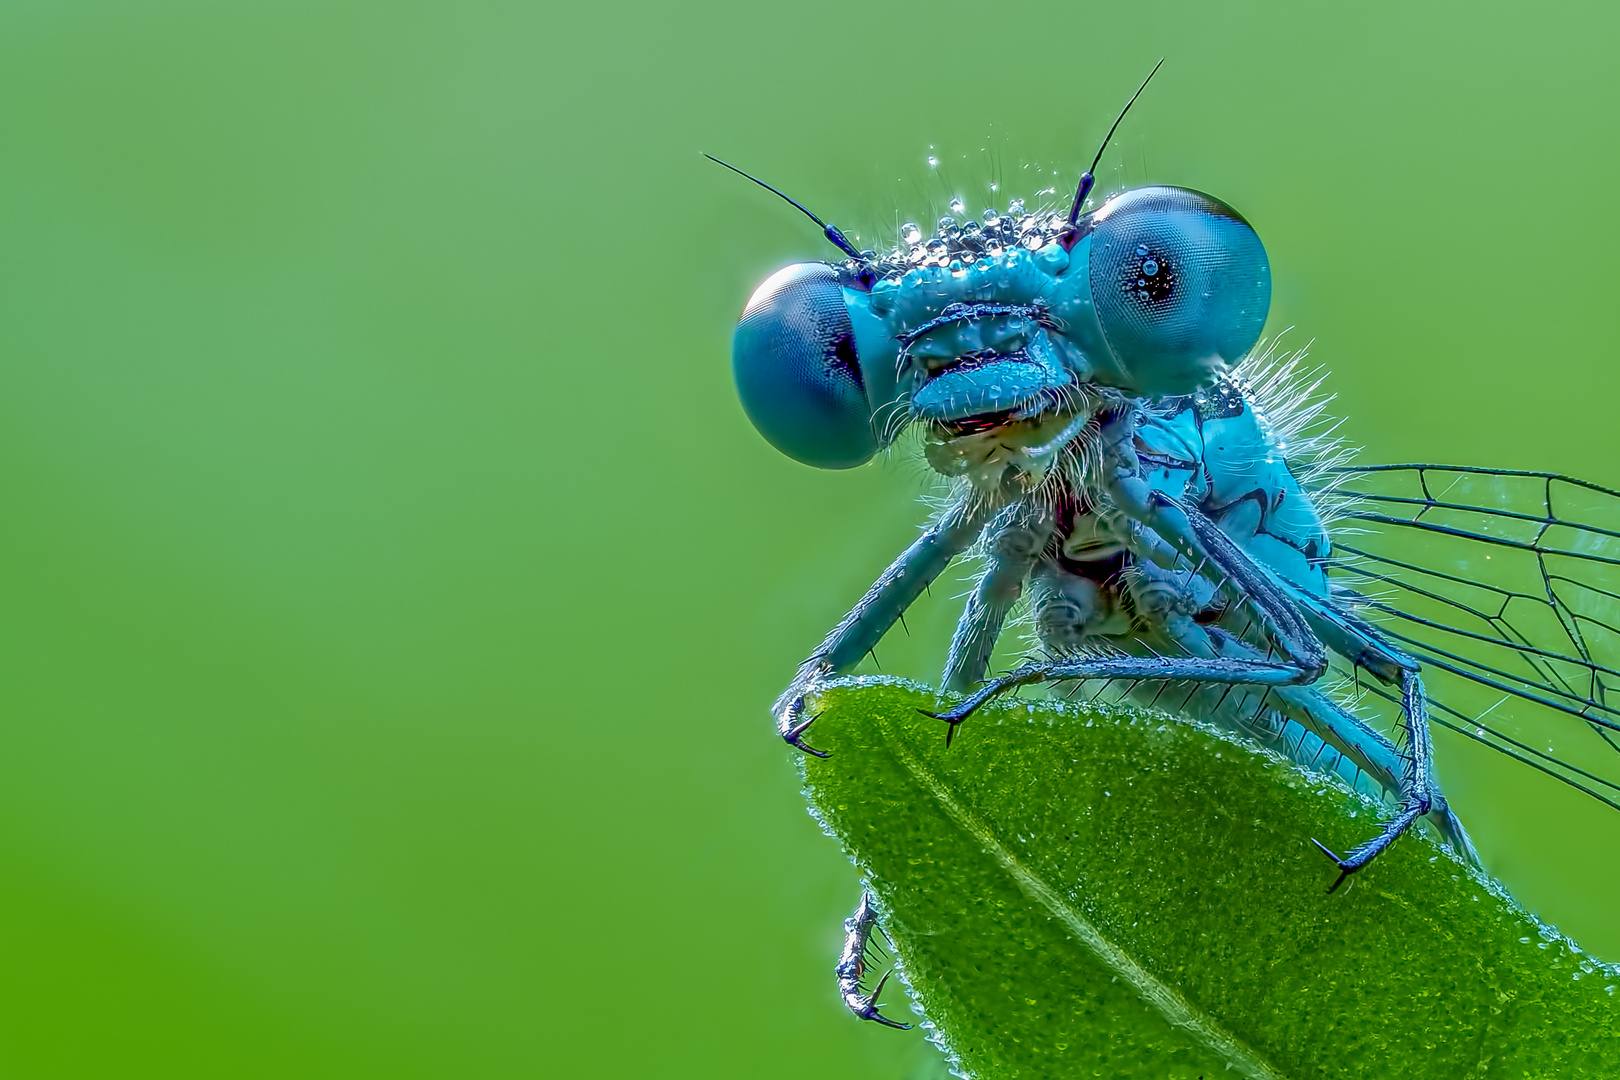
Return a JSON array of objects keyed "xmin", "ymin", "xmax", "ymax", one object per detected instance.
[{"xmin": 1139, "ymin": 387, "xmax": 1329, "ymax": 594}]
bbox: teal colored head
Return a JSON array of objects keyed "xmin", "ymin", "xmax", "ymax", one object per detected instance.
[
  {"xmin": 724, "ymin": 183, "xmax": 1270, "ymax": 471},
  {"xmin": 717, "ymin": 70, "xmax": 1269, "ymax": 473}
]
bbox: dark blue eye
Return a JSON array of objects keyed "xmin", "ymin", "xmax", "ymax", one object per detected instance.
[
  {"xmin": 1088, "ymin": 187, "xmax": 1270, "ymax": 396},
  {"xmin": 732, "ymin": 263, "xmax": 877, "ymax": 469}
]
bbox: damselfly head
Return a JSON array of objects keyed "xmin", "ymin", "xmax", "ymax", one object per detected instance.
[
  {"xmin": 723, "ymin": 186, "xmax": 1271, "ymax": 471},
  {"xmin": 713, "ymin": 64, "xmax": 1270, "ymax": 475}
]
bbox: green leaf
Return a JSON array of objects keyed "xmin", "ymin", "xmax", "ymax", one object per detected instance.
[{"xmin": 801, "ymin": 678, "xmax": 1620, "ymax": 1079}]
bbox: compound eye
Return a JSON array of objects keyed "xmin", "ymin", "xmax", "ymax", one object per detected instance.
[
  {"xmin": 1089, "ymin": 187, "xmax": 1270, "ymax": 396},
  {"xmin": 732, "ymin": 263, "xmax": 876, "ymax": 469}
]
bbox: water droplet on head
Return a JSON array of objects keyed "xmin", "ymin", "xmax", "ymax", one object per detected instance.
[
  {"xmin": 983, "ymin": 209, "xmax": 1000, "ymax": 225},
  {"xmin": 937, "ymin": 216, "xmax": 956, "ymax": 232},
  {"xmin": 1136, "ymin": 244, "xmax": 1149, "ymax": 256},
  {"xmin": 989, "ymin": 183, "xmax": 999, "ymax": 192},
  {"xmin": 949, "ymin": 197, "xmax": 965, "ymax": 215},
  {"xmin": 1008, "ymin": 198, "xmax": 1025, "ymax": 214},
  {"xmin": 901, "ymin": 222, "xmax": 922, "ymax": 245},
  {"xmin": 927, "ymin": 156, "xmax": 939, "ymax": 167},
  {"xmin": 1142, "ymin": 258, "xmax": 1159, "ymax": 276}
]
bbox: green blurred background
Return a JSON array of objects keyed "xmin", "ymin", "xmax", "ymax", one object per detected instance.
[{"xmin": 0, "ymin": 0, "xmax": 1616, "ymax": 1076}]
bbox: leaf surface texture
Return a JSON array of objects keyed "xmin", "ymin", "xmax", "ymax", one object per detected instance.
[{"xmin": 802, "ymin": 679, "xmax": 1620, "ymax": 1078}]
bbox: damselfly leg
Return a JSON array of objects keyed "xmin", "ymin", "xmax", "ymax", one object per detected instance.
[
  {"xmin": 929, "ymin": 492, "xmax": 1461, "ymax": 888},
  {"xmin": 836, "ymin": 892, "xmax": 910, "ymax": 1029},
  {"xmin": 773, "ymin": 497, "xmax": 998, "ymax": 755}
]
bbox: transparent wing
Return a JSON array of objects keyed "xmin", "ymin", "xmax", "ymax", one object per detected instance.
[{"xmin": 1324, "ymin": 464, "xmax": 1620, "ymax": 813}]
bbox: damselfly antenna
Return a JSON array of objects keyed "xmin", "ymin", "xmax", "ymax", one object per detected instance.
[
  {"xmin": 1065, "ymin": 58, "xmax": 1166, "ymax": 230},
  {"xmin": 703, "ymin": 153, "xmax": 864, "ymax": 261}
]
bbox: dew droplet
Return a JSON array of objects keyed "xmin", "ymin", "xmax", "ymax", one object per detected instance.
[
  {"xmin": 949, "ymin": 197, "xmax": 965, "ymax": 215},
  {"xmin": 1008, "ymin": 198, "xmax": 1025, "ymax": 214},
  {"xmin": 1136, "ymin": 244, "xmax": 1149, "ymax": 256},
  {"xmin": 989, "ymin": 182, "xmax": 999, "ymax": 192},
  {"xmin": 1142, "ymin": 258, "xmax": 1160, "ymax": 276},
  {"xmin": 983, "ymin": 209, "xmax": 1000, "ymax": 225},
  {"xmin": 901, "ymin": 222, "xmax": 922, "ymax": 244},
  {"xmin": 927, "ymin": 156, "xmax": 939, "ymax": 167},
  {"xmin": 937, "ymin": 216, "xmax": 956, "ymax": 232}
]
